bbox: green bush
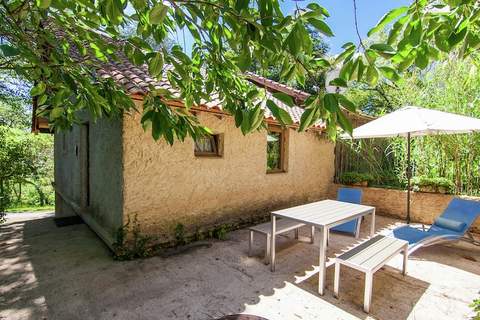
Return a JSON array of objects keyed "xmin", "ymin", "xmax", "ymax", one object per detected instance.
[
  {"xmin": 339, "ymin": 172, "xmax": 374, "ymax": 186},
  {"xmin": 412, "ymin": 176, "xmax": 454, "ymax": 193}
]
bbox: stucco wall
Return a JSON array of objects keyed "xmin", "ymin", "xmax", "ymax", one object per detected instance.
[
  {"xmin": 122, "ymin": 106, "xmax": 335, "ymax": 242},
  {"xmin": 330, "ymin": 184, "xmax": 480, "ymax": 233},
  {"xmin": 54, "ymin": 115, "xmax": 124, "ymax": 239},
  {"xmin": 87, "ymin": 117, "xmax": 124, "ymax": 236}
]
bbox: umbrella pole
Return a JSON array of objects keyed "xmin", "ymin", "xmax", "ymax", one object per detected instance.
[{"xmin": 407, "ymin": 133, "xmax": 411, "ymax": 224}]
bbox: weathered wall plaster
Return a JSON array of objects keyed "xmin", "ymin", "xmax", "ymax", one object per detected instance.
[{"xmin": 122, "ymin": 106, "xmax": 335, "ymax": 242}]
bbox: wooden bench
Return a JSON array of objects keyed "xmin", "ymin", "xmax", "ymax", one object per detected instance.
[
  {"xmin": 248, "ymin": 219, "xmax": 314, "ymax": 264},
  {"xmin": 334, "ymin": 235, "xmax": 408, "ymax": 313}
]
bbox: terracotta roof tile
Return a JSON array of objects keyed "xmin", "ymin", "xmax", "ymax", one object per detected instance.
[{"xmin": 95, "ymin": 53, "xmax": 324, "ymax": 128}]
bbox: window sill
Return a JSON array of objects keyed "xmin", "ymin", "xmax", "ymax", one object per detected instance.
[
  {"xmin": 266, "ymin": 170, "xmax": 287, "ymax": 174},
  {"xmin": 195, "ymin": 153, "xmax": 223, "ymax": 158}
]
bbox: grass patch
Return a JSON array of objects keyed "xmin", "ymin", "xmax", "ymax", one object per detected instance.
[{"xmin": 6, "ymin": 205, "xmax": 55, "ymax": 213}]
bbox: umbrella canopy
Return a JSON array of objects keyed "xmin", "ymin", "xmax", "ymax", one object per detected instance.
[
  {"xmin": 352, "ymin": 106, "xmax": 480, "ymax": 139},
  {"xmin": 345, "ymin": 106, "xmax": 480, "ymax": 224}
]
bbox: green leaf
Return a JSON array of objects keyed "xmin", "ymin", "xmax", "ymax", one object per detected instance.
[
  {"xmin": 365, "ymin": 65, "xmax": 379, "ymax": 86},
  {"xmin": 50, "ymin": 107, "xmax": 63, "ymax": 119},
  {"xmin": 339, "ymin": 60, "xmax": 354, "ymax": 80},
  {"xmin": 0, "ymin": 44, "xmax": 19, "ymax": 57},
  {"xmin": 149, "ymin": 3, "xmax": 168, "ymax": 25},
  {"xmin": 435, "ymin": 26, "xmax": 451, "ymax": 52},
  {"xmin": 36, "ymin": 0, "xmax": 51, "ymax": 9},
  {"xmin": 337, "ymin": 95, "xmax": 356, "ymax": 112},
  {"xmin": 308, "ymin": 18, "xmax": 334, "ymax": 37},
  {"xmin": 370, "ymin": 43, "xmax": 395, "ymax": 54},
  {"xmin": 30, "ymin": 82, "xmax": 46, "ymax": 97},
  {"xmin": 329, "ymin": 78, "xmax": 347, "ymax": 87},
  {"xmin": 408, "ymin": 21, "xmax": 422, "ymax": 47},
  {"xmin": 388, "ymin": 15, "xmax": 409, "ymax": 45},
  {"xmin": 272, "ymin": 92, "xmax": 294, "ymax": 107},
  {"xmin": 379, "ymin": 66, "xmax": 401, "ymax": 82},
  {"xmin": 237, "ymin": 46, "xmax": 252, "ymax": 72},
  {"xmin": 299, "ymin": 106, "xmax": 317, "ymax": 132},
  {"xmin": 306, "ymin": 3, "xmax": 330, "ymax": 17},
  {"xmin": 368, "ymin": 6, "xmax": 409, "ymax": 37},
  {"xmin": 235, "ymin": 0, "xmax": 249, "ymax": 12},
  {"xmin": 335, "ymin": 45, "xmax": 356, "ymax": 64},
  {"xmin": 234, "ymin": 109, "xmax": 243, "ymax": 127},
  {"xmin": 250, "ymin": 105, "xmax": 264, "ymax": 131},
  {"xmin": 148, "ymin": 52, "xmax": 164, "ymax": 77},
  {"xmin": 241, "ymin": 110, "xmax": 251, "ymax": 134},
  {"xmin": 448, "ymin": 26, "xmax": 468, "ymax": 47},
  {"xmin": 37, "ymin": 94, "xmax": 48, "ymax": 106},
  {"xmin": 337, "ymin": 110, "xmax": 352, "ymax": 134},
  {"xmin": 315, "ymin": 58, "xmax": 331, "ymax": 68},
  {"xmin": 266, "ymin": 100, "xmax": 293, "ymax": 125},
  {"xmin": 415, "ymin": 46, "xmax": 429, "ymax": 69},
  {"xmin": 323, "ymin": 93, "xmax": 339, "ymax": 113}
]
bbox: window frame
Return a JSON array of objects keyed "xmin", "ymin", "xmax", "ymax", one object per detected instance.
[
  {"xmin": 266, "ymin": 125, "xmax": 288, "ymax": 174},
  {"xmin": 194, "ymin": 133, "xmax": 224, "ymax": 158}
]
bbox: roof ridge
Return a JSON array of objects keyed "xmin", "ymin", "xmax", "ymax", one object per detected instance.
[{"xmin": 244, "ymin": 72, "xmax": 311, "ymax": 104}]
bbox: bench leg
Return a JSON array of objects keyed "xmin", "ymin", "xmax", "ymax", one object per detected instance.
[
  {"xmin": 334, "ymin": 261, "xmax": 340, "ymax": 298},
  {"xmin": 364, "ymin": 272, "xmax": 373, "ymax": 313},
  {"xmin": 310, "ymin": 226, "xmax": 315, "ymax": 244},
  {"xmin": 248, "ymin": 231, "xmax": 254, "ymax": 257},
  {"xmin": 265, "ymin": 234, "xmax": 271, "ymax": 265},
  {"xmin": 402, "ymin": 245, "xmax": 408, "ymax": 275},
  {"xmin": 294, "ymin": 228, "xmax": 299, "ymax": 240}
]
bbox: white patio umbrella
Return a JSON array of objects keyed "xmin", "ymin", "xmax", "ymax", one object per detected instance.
[{"xmin": 348, "ymin": 106, "xmax": 480, "ymax": 223}]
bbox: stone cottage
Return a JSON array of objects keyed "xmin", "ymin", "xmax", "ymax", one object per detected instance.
[{"xmin": 33, "ymin": 59, "xmax": 351, "ymax": 249}]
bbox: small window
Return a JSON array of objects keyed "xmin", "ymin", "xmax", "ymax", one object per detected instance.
[
  {"xmin": 267, "ymin": 126, "xmax": 287, "ymax": 173},
  {"xmin": 194, "ymin": 134, "xmax": 223, "ymax": 157}
]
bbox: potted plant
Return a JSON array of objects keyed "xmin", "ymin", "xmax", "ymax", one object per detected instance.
[
  {"xmin": 339, "ymin": 172, "xmax": 374, "ymax": 187},
  {"xmin": 412, "ymin": 176, "xmax": 454, "ymax": 194}
]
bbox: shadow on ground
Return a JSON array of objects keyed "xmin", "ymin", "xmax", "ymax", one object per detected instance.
[{"xmin": 1, "ymin": 213, "xmax": 479, "ymax": 320}]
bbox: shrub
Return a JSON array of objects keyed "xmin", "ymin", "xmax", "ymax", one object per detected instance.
[
  {"xmin": 339, "ymin": 172, "xmax": 374, "ymax": 186},
  {"xmin": 412, "ymin": 176, "xmax": 454, "ymax": 194},
  {"xmin": 174, "ymin": 223, "xmax": 186, "ymax": 245},
  {"xmin": 112, "ymin": 215, "xmax": 153, "ymax": 260}
]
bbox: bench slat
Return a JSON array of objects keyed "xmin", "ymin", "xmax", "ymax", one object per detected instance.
[
  {"xmin": 249, "ymin": 219, "xmax": 305, "ymax": 235},
  {"xmin": 338, "ymin": 235, "xmax": 407, "ymax": 271}
]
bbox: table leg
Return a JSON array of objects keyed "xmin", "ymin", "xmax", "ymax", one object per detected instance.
[
  {"xmin": 318, "ymin": 226, "xmax": 328, "ymax": 295},
  {"xmin": 370, "ymin": 209, "xmax": 376, "ymax": 237},
  {"xmin": 270, "ymin": 214, "xmax": 276, "ymax": 272},
  {"xmin": 248, "ymin": 230, "xmax": 253, "ymax": 257},
  {"xmin": 402, "ymin": 244, "xmax": 408, "ymax": 275}
]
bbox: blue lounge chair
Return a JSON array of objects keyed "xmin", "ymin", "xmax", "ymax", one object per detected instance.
[
  {"xmin": 391, "ymin": 198, "xmax": 480, "ymax": 254},
  {"xmin": 330, "ymin": 188, "xmax": 363, "ymax": 238}
]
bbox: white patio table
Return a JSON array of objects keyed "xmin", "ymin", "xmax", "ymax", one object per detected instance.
[{"xmin": 270, "ymin": 199, "xmax": 376, "ymax": 295}]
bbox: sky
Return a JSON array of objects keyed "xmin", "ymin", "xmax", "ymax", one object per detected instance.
[{"xmin": 176, "ymin": 0, "xmax": 412, "ymax": 55}]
